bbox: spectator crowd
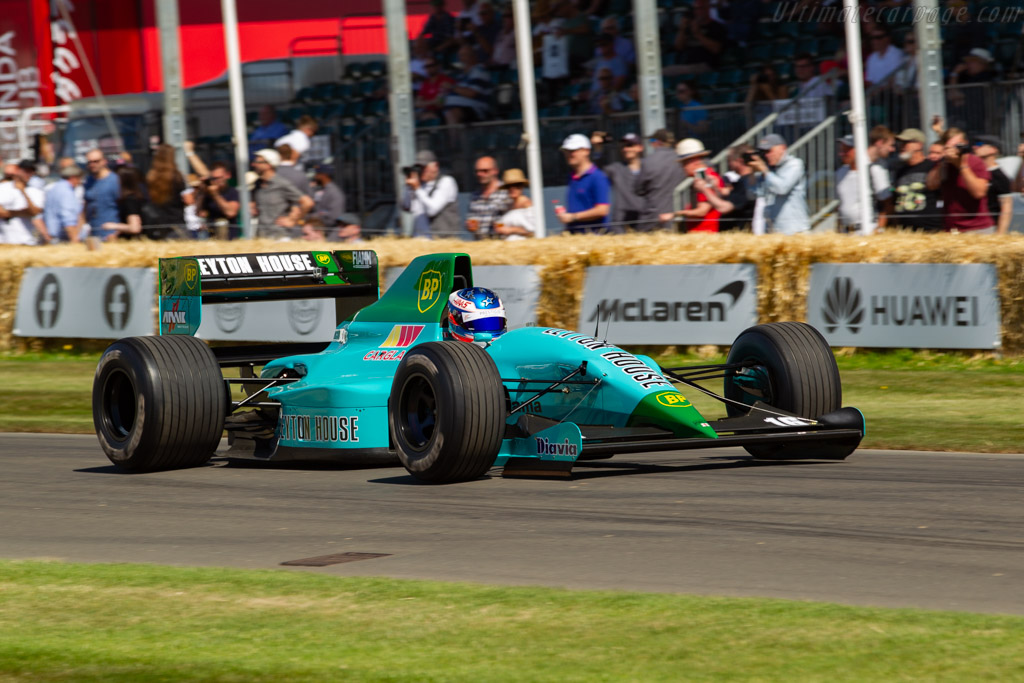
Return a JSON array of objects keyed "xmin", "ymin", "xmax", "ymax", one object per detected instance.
[
  {"xmin": 0, "ymin": 112, "xmax": 361, "ymax": 245},
  {"xmin": 5, "ymin": 0, "xmax": 1024, "ymax": 243}
]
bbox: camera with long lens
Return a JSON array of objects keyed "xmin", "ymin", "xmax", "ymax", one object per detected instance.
[
  {"xmin": 955, "ymin": 143, "xmax": 971, "ymax": 155},
  {"xmin": 742, "ymin": 151, "xmax": 760, "ymax": 164},
  {"xmin": 402, "ymin": 163, "xmax": 424, "ymax": 178}
]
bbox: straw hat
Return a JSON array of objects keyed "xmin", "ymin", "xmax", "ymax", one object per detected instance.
[
  {"xmin": 675, "ymin": 138, "xmax": 711, "ymax": 160},
  {"xmin": 501, "ymin": 168, "xmax": 529, "ymax": 187}
]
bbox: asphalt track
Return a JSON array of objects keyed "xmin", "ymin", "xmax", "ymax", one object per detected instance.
[{"xmin": 1, "ymin": 433, "xmax": 1022, "ymax": 615}]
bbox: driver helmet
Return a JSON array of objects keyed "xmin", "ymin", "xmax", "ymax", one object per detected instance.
[{"xmin": 445, "ymin": 287, "xmax": 507, "ymax": 342}]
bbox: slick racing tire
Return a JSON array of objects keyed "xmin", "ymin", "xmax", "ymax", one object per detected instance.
[
  {"xmin": 389, "ymin": 341, "xmax": 505, "ymax": 483},
  {"xmin": 724, "ymin": 322, "xmax": 842, "ymax": 459},
  {"xmin": 93, "ymin": 335, "xmax": 227, "ymax": 471}
]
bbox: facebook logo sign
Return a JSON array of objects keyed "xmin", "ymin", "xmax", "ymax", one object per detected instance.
[
  {"xmin": 103, "ymin": 275, "xmax": 131, "ymax": 331},
  {"xmin": 34, "ymin": 273, "xmax": 61, "ymax": 329},
  {"xmin": 14, "ymin": 268, "xmax": 154, "ymax": 338}
]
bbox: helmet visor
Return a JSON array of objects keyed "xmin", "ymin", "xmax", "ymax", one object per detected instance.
[{"xmin": 463, "ymin": 315, "xmax": 506, "ymax": 333}]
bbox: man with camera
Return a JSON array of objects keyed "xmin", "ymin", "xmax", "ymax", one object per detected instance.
[
  {"xmin": 194, "ymin": 162, "xmax": 240, "ymax": 239},
  {"xmin": 925, "ymin": 127, "xmax": 992, "ymax": 233},
  {"xmin": 400, "ymin": 150, "xmax": 459, "ymax": 238},
  {"xmin": 747, "ymin": 134, "xmax": 809, "ymax": 234}
]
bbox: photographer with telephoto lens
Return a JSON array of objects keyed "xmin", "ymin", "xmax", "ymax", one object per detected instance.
[
  {"xmin": 400, "ymin": 150, "xmax": 459, "ymax": 239},
  {"xmin": 925, "ymin": 127, "xmax": 993, "ymax": 233}
]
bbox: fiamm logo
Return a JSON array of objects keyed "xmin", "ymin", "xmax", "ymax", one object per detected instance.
[
  {"xmin": 822, "ymin": 277, "xmax": 865, "ymax": 333},
  {"xmin": 417, "ymin": 268, "xmax": 443, "ymax": 313},
  {"xmin": 655, "ymin": 391, "xmax": 691, "ymax": 408}
]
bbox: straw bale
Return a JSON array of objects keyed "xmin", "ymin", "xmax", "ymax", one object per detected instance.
[{"xmin": 2, "ymin": 231, "xmax": 1024, "ymax": 353}]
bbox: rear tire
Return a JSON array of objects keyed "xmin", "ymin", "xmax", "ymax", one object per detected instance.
[
  {"xmin": 93, "ymin": 335, "xmax": 227, "ymax": 471},
  {"xmin": 724, "ymin": 322, "xmax": 842, "ymax": 459},
  {"xmin": 389, "ymin": 342, "xmax": 504, "ymax": 483}
]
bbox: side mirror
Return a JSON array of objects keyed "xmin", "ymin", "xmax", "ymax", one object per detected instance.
[{"xmin": 473, "ymin": 332, "xmax": 493, "ymax": 343}]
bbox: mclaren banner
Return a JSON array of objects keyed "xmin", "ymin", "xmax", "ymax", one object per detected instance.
[
  {"xmin": 14, "ymin": 268, "xmax": 155, "ymax": 338},
  {"xmin": 578, "ymin": 265, "xmax": 759, "ymax": 344},
  {"xmin": 807, "ymin": 264, "xmax": 1001, "ymax": 349},
  {"xmin": 385, "ymin": 265, "xmax": 541, "ymax": 329}
]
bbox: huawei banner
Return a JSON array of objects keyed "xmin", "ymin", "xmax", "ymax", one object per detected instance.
[
  {"xmin": 14, "ymin": 267, "xmax": 154, "ymax": 338},
  {"xmin": 807, "ymin": 264, "xmax": 1001, "ymax": 349},
  {"xmin": 577, "ymin": 265, "xmax": 759, "ymax": 345}
]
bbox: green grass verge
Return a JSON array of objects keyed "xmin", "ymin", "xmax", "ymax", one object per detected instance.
[
  {"xmin": 2, "ymin": 351, "xmax": 1023, "ymax": 452},
  {"xmin": 1, "ymin": 560, "xmax": 1022, "ymax": 682}
]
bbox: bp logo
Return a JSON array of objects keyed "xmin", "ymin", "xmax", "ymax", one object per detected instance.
[
  {"xmin": 184, "ymin": 262, "xmax": 199, "ymax": 289},
  {"xmin": 288, "ymin": 299, "xmax": 323, "ymax": 335},
  {"xmin": 34, "ymin": 273, "xmax": 61, "ymax": 329},
  {"xmin": 103, "ymin": 274, "xmax": 132, "ymax": 331},
  {"xmin": 822, "ymin": 276, "xmax": 865, "ymax": 333},
  {"xmin": 417, "ymin": 268, "xmax": 443, "ymax": 313},
  {"xmin": 655, "ymin": 391, "xmax": 691, "ymax": 408},
  {"xmin": 315, "ymin": 252, "xmax": 332, "ymax": 266}
]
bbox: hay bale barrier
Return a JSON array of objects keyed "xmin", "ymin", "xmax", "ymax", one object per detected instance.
[{"xmin": 2, "ymin": 232, "xmax": 1023, "ymax": 353}]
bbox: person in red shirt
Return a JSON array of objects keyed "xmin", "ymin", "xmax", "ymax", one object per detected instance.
[
  {"xmin": 672, "ymin": 137, "xmax": 725, "ymax": 232},
  {"xmin": 925, "ymin": 127, "xmax": 992, "ymax": 232},
  {"xmin": 415, "ymin": 59, "xmax": 456, "ymax": 121}
]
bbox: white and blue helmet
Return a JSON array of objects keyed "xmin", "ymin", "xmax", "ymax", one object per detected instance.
[{"xmin": 446, "ymin": 287, "xmax": 507, "ymax": 342}]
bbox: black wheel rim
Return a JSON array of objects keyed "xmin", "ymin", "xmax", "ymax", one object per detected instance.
[
  {"xmin": 102, "ymin": 368, "xmax": 137, "ymax": 440},
  {"xmin": 730, "ymin": 361, "xmax": 774, "ymax": 409},
  {"xmin": 399, "ymin": 373, "xmax": 437, "ymax": 452}
]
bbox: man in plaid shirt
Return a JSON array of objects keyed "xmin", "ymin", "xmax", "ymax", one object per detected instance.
[{"xmin": 465, "ymin": 155, "xmax": 511, "ymax": 239}]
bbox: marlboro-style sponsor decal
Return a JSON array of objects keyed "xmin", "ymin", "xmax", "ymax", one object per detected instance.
[{"xmin": 380, "ymin": 325, "xmax": 424, "ymax": 348}]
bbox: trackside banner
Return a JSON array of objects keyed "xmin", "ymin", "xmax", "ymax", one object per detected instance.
[
  {"xmin": 14, "ymin": 268, "xmax": 155, "ymax": 338},
  {"xmin": 578, "ymin": 265, "xmax": 759, "ymax": 344},
  {"xmin": 385, "ymin": 265, "xmax": 541, "ymax": 329},
  {"xmin": 807, "ymin": 264, "xmax": 1001, "ymax": 349}
]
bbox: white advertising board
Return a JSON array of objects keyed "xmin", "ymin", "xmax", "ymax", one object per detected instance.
[
  {"xmin": 807, "ymin": 263, "xmax": 1001, "ymax": 349},
  {"xmin": 14, "ymin": 267, "xmax": 155, "ymax": 338},
  {"xmin": 577, "ymin": 264, "xmax": 759, "ymax": 344}
]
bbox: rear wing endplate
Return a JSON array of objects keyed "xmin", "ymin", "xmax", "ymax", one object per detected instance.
[{"xmin": 158, "ymin": 250, "xmax": 379, "ymax": 336}]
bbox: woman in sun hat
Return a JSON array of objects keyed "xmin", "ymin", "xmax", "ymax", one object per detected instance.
[{"xmin": 493, "ymin": 168, "xmax": 536, "ymax": 240}]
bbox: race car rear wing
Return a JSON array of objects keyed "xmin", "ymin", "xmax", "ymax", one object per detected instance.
[{"xmin": 158, "ymin": 249, "xmax": 379, "ymax": 337}]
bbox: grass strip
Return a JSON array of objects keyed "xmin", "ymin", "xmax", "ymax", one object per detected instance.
[
  {"xmin": 0, "ymin": 560, "xmax": 1022, "ymax": 682},
  {"xmin": 1, "ymin": 352, "xmax": 1023, "ymax": 452}
]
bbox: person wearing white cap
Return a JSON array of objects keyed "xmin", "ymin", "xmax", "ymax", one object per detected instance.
[
  {"xmin": 747, "ymin": 134, "xmax": 809, "ymax": 234},
  {"xmin": 558, "ymin": 134, "xmax": 611, "ymax": 234},
  {"xmin": 250, "ymin": 148, "xmax": 313, "ymax": 239}
]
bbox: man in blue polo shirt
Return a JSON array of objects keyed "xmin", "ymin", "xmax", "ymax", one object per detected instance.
[{"xmin": 557, "ymin": 134, "xmax": 611, "ymax": 234}]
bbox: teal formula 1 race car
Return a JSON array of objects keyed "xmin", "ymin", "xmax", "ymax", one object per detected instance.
[{"xmin": 92, "ymin": 250, "xmax": 865, "ymax": 483}]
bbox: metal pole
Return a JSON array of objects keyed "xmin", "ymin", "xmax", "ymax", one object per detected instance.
[
  {"xmin": 155, "ymin": 0, "xmax": 188, "ymax": 173},
  {"xmin": 384, "ymin": 0, "xmax": 416, "ymax": 237},
  {"xmin": 633, "ymin": 0, "xmax": 665, "ymax": 149},
  {"xmin": 914, "ymin": 0, "xmax": 945, "ymax": 145},
  {"xmin": 220, "ymin": 0, "xmax": 253, "ymax": 238},
  {"xmin": 512, "ymin": 0, "xmax": 546, "ymax": 238},
  {"xmin": 842, "ymin": 0, "xmax": 873, "ymax": 235},
  {"xmin": 55, "ymin": 1, "xmax": 123, "ymax": 153}
]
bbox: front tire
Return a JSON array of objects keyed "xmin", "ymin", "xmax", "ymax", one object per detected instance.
[
  {"xmin": 724, "ymin": 322, "xmax": 842, "ymax": 459},
  {"xmin": 389, "ymin": 342, "xmax": 505, "ymax": 483},
  {"xmin": 93, "ymin": 335, "xmax": 227, "ymax": 471}
]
